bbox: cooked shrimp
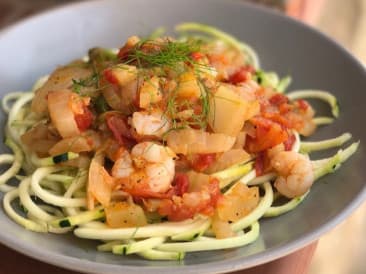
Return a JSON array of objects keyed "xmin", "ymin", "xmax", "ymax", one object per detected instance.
[
  {"xmin": 236, "ymin": 80, "xmax": 260, "ymax": 100},
  {"xmin": 270, "ymin": 150, "xmax": 314, "ymax": 198},
  {"xmin": 131, "ymin": 110, "xmax": 170, "ymax": 138},
  {"xmin": 287, "ymin": 100, "xmax": 316, "ymax": 136},
  {"xmin": 207, "ymin": 41, "xmax": 246, "ymax": 81},
  {"xmin": 267, "ymin": 143, "xmax": 285, "ymax": 159},
  {"xmin": 111, "ymin": 149, "xmax": 134, "ymax": 178},
  {"xmin": 112, "ymin": 142, "xmax": 175, "ymax": 193},
  {"xmin": 32, "ymin": 63, "xmax": 93, "ymax": 114},
  {"xmin": 295, "ymin": 100, "xmax": 316, "ymax": 136}
]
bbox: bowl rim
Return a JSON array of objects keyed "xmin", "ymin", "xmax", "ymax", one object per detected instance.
[{"xmin": 0, "ymin": 0, "xmax": 366, "ymax": 273}]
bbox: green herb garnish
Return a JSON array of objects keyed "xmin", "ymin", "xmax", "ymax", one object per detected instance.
[
  {"xmin": 93, "ymin": 95, "xmax": 110, "ymax": 114},
  {"xmin": 71, "ymin": 72, "xmax": 100, "ymax": 95},
  {"xmin": 124, "ymin": 39, "xmax": 202, "ymax": 69}
]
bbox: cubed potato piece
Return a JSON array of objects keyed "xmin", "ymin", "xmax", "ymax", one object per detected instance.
[
  {"xmin": 105, "ymin": 65, "xmax": 137, "ymax": 86},
  {"xmin": 208, "ymin": 85, "xmax": 259, "ymax": 137},
  {"xmin": 105, "ymin": 201, "xmax": 147, "ymax": 228},
  {"xmin": 186, "ymin": 170, "xmax": 211, "ymax": 192},
  {"xmin": 139, "ymin": 76, "xmax": 162, "ymax": 109},
  {"xmin": 166, "ymin": 128, "xmax": 235, "ymax": 155},
  {"xmin": 217, "ymin": 184, "xmax": 259, "ymax": 222},
  {"xmin": 211, "ymin": 212, "xmax": 235, "ymax": 239},
  {"xmin": 176, "ymin": 71, "xmax": 201, "ymax": 98}
]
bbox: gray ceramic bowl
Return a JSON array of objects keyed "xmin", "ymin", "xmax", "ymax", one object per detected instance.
[{"xmin": 0, "ymin": 0, "xmax": 365, "ymax": 273}]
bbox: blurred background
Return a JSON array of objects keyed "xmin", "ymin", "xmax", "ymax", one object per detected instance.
[
  {"xmin": 1, "ymin": 0, "xmax": 366, "ymax": 62},
  {"xmin": 0, "ymin": 1, "xmax": 365, "ymax": 274}
]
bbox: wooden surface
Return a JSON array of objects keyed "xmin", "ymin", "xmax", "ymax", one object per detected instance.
[{"xmin": 0, "ymin": 242, "xmax": 317, "ymax": 274}]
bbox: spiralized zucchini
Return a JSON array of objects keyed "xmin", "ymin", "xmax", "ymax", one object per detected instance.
[{"xmin": 0, "ymin": 23, "xmax": 359, "ymax": 261}]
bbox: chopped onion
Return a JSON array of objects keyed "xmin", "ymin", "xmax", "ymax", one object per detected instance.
[
  {"xmin": 47, "ymin": 90, "xmax": 81, "ymax": 138},
  {"xmin": 87, "ymin": 154, "xmax": 114, "ymax": 210},
  {"xmin": 205, "ymin": 149, "xmax": 251, "ymax": 174}
]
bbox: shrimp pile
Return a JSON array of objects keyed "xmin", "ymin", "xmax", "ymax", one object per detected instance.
[
  {"xmin": 270, "ymin": 150, "xmax": 314, "ymax": 198},
  {"xmin": 112, "ymin": 142, "xmax": 175, "ymax": 194},
  {"xmin": 17, "ymin": 32, "xmax": 317, "ymax": 235}
]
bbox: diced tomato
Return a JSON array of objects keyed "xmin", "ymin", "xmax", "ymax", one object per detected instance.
[
  {"xmin": 103, "ymin": 69, "xmax": 119, "ymax": 85},
  {"xmin": 245, "ymin": 117, "xmax": 288, "ymax": 153},
  {"xmin": 117, "ymin": 47, "xmax": 130, "ymax": 60},
  {"xmin": 279, "ymin": 103, "xmax": 292, "ymax": 114},
  {"xmin": 269, "ymin": 94, "xmax": 289, "ymax": 106},
  {"xmin": 283, "ymin": 133, "xmax": 296, "ymax": 151},
  {"xmin": 228, "ymin": 65, "xmax": 255, "ymax": 84},
  {"xmin": 207, "ymin": 178, "xmax": 221, "ymax": 208},
  {"xmin": 259, "ymin": 101, "xmax": 270, "ymax": 113},
  {"xmin": 191, "ymin": 52, "xmax": 204, "ymax": 61},
  {"xmin": 116, "ymin": 177, "xmax": 174, "ymax": 199},
  {"xmin": 253, "ymin": 87, "xmax": 313, "ymax": 142},
  {"xmin": 74, "ymin": 107, "xmax": 94, "ymax": 131},
  {"xmin": 254, "ymin": 151, "xmax": 271, "ymax": 176},
  {"xmin": 208, "ymin": 53, "xmax": 229, "ymax": 65},
  {"xmin": 106, "ymin": 115, "xmax": 133, "ymax": 145},
  {"xmin": 190, "ymin": 153, "xmax": 216, "ymax": 172},
  {"xmin": 158, "ymin": 178, "xmax": 222, "ymax": 221},
  {"xmin": 297, "ymin": 99, "xmax": 309, "ymax": 111},
  {"xmin": 192, "ymin": 103, "xmax": 202, "ymax": 115},
  {"xmin": 173, "ymin": 173, "xmax": 190, "ymax": 196},
  {"xmin": 158, "ymin": 199, "xmax": 194, "ymax": 221},
  {"xmin": 125, "ymin": 187, "xmax": 173, "ymax": 199},
  {"xmin": 255, "ymin": 152, "xmax": 265, "ymax": 176},
  {"xmin": 262, "ymin": 112, "xmax": 292, "ymax": 128},
  {"xmin": 117, "ymin": 36, "xmax": 139, "ymax": 60},
  {"xmin": 261, "ymin": 110, "xmax": 306, "ymax": 133}
]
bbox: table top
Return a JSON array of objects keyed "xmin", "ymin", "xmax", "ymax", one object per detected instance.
[{"xmin": 0, "ymin": 240, "xmax": 317, "ymax": 274}]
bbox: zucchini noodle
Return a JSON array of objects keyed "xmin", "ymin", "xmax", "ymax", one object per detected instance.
[
  {"xmin": 0, "ymin": 23, "xmax": 359, "ymax": 261},
  {"xmin": 3, "ymin": 189, "xmax": 48, "ymax": 232},
  {"xmin": 6, "ymin": 92, "xmax": 34, "ymax": 144},
  {"xmin": 300, "ymin": 132, "xmax": 351, "ymax": 153},
  {"xmin": 18, "ymin": 177, "xmax": 55, "ymax": 221},
  {"xmin": 313, "ymin": 116, "xmax": 334, "ymax": 126},
  {"xmin": 287, "ymin": 90, "xmax": 339, "ymax": 118},
  {"xmin": 264, "ymin": 192, "xmax": 309, "ymax": 218},
  {"xmin": 1, "ymin": 92, "xmax": 25, "ymax": 114},
  {"xmin": 114, "ymin": 236, "xmax": 167, "ymax": 254}
]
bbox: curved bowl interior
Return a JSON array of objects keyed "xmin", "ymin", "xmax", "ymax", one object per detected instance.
[{"xmin": 0, "ymin": 0, "xmax": 365, "ymax": 273}]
